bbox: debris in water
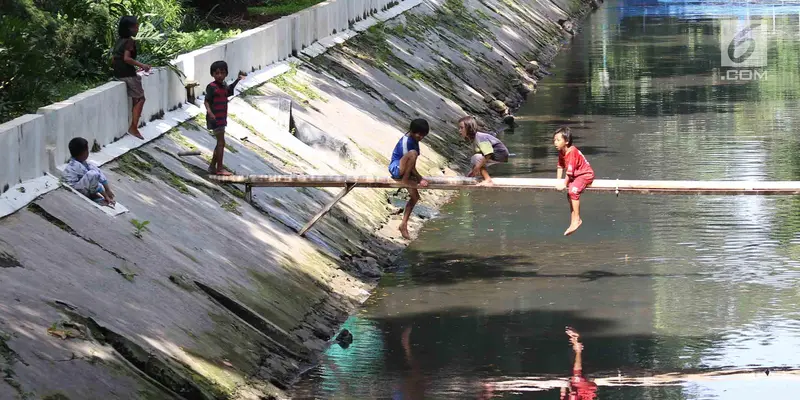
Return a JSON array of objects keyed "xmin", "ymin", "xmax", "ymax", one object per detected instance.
[{"xmin": 336, "ymin": 329, "xmax": 353, "ymax": 349}]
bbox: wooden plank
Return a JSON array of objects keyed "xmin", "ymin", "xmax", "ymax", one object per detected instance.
[
  {"xmin": 207, "ymin": 174, "xmax": 800, "ymax": 195},
  {"xmin": 298, "ymin": 182, "xmax": 357, "ymax": 236}
]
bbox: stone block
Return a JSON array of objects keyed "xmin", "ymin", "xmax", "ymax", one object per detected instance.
[
  {"xmin": 17, "ymin": 114, "xmax": 47, "ymax": 181},
  {"xmin": 0, "ymin": 120, "xmax": 21, "ymax": 192},
  {"xmin": 37, "ymin": 102, "xmax": 73, "ymax": 166},
  {"xmin": 142, "ymin": 69, "xmax": 165, "ymax": 123}
]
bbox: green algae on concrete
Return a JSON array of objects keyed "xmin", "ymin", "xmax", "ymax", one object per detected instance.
[{"xmin": 268, "ymin": 64, "xmax": 326, "ymax": 104}]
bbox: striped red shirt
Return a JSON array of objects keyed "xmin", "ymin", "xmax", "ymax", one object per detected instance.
[{"xmin": 205, "ymin": 79, "xmax": 241, "ymax": 129}]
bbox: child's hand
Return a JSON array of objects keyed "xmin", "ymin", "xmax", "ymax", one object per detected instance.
[
  {"xmin": 238, "ymin": 72, "xmax": 247, "ymax": 80},
  {"xmin": 142, "ymin": 64, "xmax": 151, "ymax": 73},
  {"xmin": 556, "ymin": 182, "xmax": 566, "ymax": 191},
  {"xmin": 419, "ymin": 179, "xmax": 429, "ymax": 188},
  {"xmin": 105, "ymin": 191, "xmax": 116, "ymax": 207}
]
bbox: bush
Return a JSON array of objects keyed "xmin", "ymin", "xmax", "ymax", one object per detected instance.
[{"xmin": 0, "ymin": 0, "xmax": 240, "ymax": 123}]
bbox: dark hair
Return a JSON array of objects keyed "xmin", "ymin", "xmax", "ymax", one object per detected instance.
[
  {"xmin": 118, "ymin": 16, "xmax": 138, "ymax": 39},
  {"xmin": 554, "ymin": 126, "xmax": 573, "ymax": 145},
  {"xmin": 210, "ymin": 60, "xmax": 229, "ymax": 76},
  {"xmin": 68, "ymin": 137, "xmax": 89, "ymax": 158},
  {"xmin": 458, "ymin": 115, "xmax": 479, "ymax": 139},
  {"xmin": 409, "ymin": 118, "xmax": 429, "ymax": 135}
]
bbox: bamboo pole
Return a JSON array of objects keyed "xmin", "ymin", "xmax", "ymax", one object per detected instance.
[
  {"xmin": 298, "ymin": 182, "xmax": 357, "ymax": 236},
  {"xmin": 490, "ymin": 367, "xmax": 800, "ymax": 390},
  {"xmin": 207, "ymin": 174, "xmax": 800, "ymax": 195}
]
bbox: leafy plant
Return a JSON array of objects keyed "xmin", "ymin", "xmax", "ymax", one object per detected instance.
[{"xmin": 130, "ymin": 218, "xmax": 150, "ymax": 238}]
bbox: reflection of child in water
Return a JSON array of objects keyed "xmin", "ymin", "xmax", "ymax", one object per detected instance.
[{"xmin": 560, "ymin": 327, "xmax": 598, "ymax": 400}]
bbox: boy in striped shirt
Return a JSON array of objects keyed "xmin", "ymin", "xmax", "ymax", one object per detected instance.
[
  {"xmin": 388, "ymin": 119, "xmax": 430, "ymax": 239},
  {"xmin": 204, "ymin": 60, "xmax": 245, "ymax": 176}
]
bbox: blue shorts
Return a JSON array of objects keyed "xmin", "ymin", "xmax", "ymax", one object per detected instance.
[
  {"xmin": 92, "ymin": 181, "xmax": 107, "ymax": 203},
  {"xmin": 389, "ymin": 160, "xmax": 402, "ymax": 179}
]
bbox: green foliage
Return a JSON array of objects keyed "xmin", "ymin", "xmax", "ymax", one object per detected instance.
[
  {"xmin": 268, "ymin": 63, "xmax": 325, "ymax": 103},
  {"xmin": 130, "ymin": 218, "xmax": 150, "ymax": 238},
  {"xmin": 0, "ymin": 0, "xmax": 239, "ymax": 123},
  {"xmin": 170, "ymin": 28, "xmax": 241, "ymax": 51},
  {"xmin": 248, "ymin": 0, "xmax": 324, "ymax": 19}
]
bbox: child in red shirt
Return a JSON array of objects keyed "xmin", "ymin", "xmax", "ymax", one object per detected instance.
[
  {"xmin": 553, "ymin": 127, "xmax": 594, "ymax": 236},
  {"xmin": 560, "ymin": 327, "xmax": 598, "ymax": 400}
]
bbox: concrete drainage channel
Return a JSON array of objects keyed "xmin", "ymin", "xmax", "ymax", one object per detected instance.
[{"xmin": 0, "ymin": 0, "xmax": 602, "ymax": 398}]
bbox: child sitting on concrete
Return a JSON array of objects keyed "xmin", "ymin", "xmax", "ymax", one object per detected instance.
[
  {"xmin": 205, "ymin": 60, "xmax": 246, "ymax": 176},
  {"xmin": 63, "ymin": 138, "xmax": 116, "ymax": 206}
]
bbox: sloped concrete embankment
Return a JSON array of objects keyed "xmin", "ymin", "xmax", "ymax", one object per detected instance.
[{"xmin": 0, "ymin": 0, "xmax": 593, "ymax": 398}]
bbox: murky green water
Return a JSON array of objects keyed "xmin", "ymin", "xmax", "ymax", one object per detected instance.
[{"xmin": 293, "ymin": 1, "xmax": 800, "ymax": 398}]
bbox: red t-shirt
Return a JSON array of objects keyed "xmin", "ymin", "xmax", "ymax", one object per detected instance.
[
  {"xmin": 567, "ymin": 370, "xmax": 598, "ymax": 400},
  {"xmin": 558, "ymin": 147, "xmax": 594, "ymax": 179}
]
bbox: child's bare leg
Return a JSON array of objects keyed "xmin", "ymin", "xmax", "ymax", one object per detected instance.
[
  {"xmin": 399, "ymin": 188, "xmax": 419, "ymax": 240},
  {"xmin": 399, "ymin": 150, "xmax": 419, "ymax": 186},
  {"xmin": 564, "ymin": 198, "xmax": 582, "ymax": 236},
  {"xmin": 212, "ymin": 130, "xmax": 232, "ymax": 176},
  {"xmin": 572, "ymin": 340, "xmax": 583, "ymax": 371},
  {"xmin": 476, "ymin": 166, "xmax": 493, "ymax": 186},
  {"xmin": 397, "ymin": 151, "xmax": 421, "ymax": 239},
  {"xmin": 129, "ymin": 98, "xmax": 145, "ymax": 139}
]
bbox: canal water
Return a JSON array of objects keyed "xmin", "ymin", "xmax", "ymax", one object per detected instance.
[{"xmin": 292, "ymin": 0, "xmax": 800, "ymax": 398}]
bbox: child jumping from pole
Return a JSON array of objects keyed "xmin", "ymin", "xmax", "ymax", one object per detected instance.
[
  {"xmin": 113, "ymin": 16, "xmax": 150, "ymax": 140},
  {"xmin": 205, "ymin": 60, "xmax": 246, "ymax": 176},
  {"xmin": 458, "ymin": 116, "xmax": 509, "ymax": 186},
  {"xmin": 553, "ymin": 126, "xmax": 594, "ymax": 236},
  {"xmin": 388, "ymin": 119, "xmax": 430, "ymax": 240}
]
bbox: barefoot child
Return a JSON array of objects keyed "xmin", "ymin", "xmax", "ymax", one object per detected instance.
[
  {"xmin": 63, "ymin": 138, "xmax": 116, "ymax": 207},
  {"xmin": 205, "ymin": 61, "xmax": 246, "ymax": 176},
  {"xmin": 112, "ymin": 16, "xmax": 150, "ymax": 140},
  {"xmin": 553, "ymin": 127, "xmax": 594, "ymax": 236},
  {"xmin": 458, "ymin": 116, "xmax": 509, "ymax": 186},
  {"xmin": 388, "ymin": 119, "xmax": 430, "ymax": 239},
  {"xmin": 561, "ymin": 327, "xmax": 598, "ymax": 400}
]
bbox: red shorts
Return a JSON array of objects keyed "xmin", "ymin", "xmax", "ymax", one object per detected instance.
[{"xmin": 567, "ymin": 174, "xmax": 594, "ymax": 200}]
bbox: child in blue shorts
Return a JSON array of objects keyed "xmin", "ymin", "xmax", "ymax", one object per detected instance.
[{"xmin": 388, "ymin": 119, "xmax": 429, "ymax": 239}]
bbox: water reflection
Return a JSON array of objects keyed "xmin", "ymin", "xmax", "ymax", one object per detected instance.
[{"xmin": 292, "ymin": 0, "xmax": 800, "ymax": 398}]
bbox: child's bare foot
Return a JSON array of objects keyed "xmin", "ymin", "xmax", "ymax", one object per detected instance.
[
  {"xmin": 477, "ymin": 179, "xmax": 493, "ymax": 186},
  {"xmin": 564, "ymin": 219, "xmax": 582, "ymax": 236},
  {"xmin": 129, "ymin": 130, "xmax": 144, "ymax": 140},
  {"xmin": 212, "ymin": 169, "xmax": 233, "ymax": 176},
  {"xmin": 399, "ymin": 224, "xmax": 411, "ymax": 240},
  {"xmin": 565, "ymin": 326, "xmax": 580, "ymax": 340}
]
